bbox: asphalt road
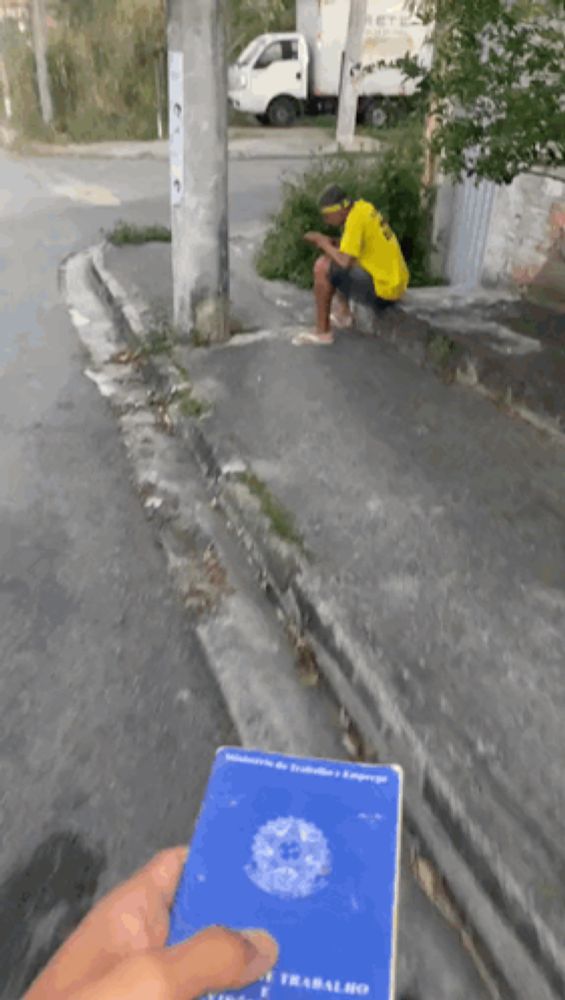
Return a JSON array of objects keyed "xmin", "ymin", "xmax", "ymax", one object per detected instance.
[
  {"xmin": 0, "ymin": 150, "xmax": 292, "ymax": 997},
  {"xmin": 0, "ymin": 149, "xmax": 492, "ymax": 1000}
]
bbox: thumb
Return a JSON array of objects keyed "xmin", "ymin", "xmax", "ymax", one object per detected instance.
[
  {"xmin": 164, "ymin": 926, "xmax": 278, "ymax": 998},
  {"xmin": 70, "ymin": 926, "xmax": 278, "ymax": 1000}
]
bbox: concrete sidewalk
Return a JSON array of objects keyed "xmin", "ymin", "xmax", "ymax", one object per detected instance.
[
  {"xmin": 91, "ymin": 237, "xmax": 565, "ymax": 1000},
  {"xmin": 101, "ymin": 235, "xmax": 565, "ymax": 441}
]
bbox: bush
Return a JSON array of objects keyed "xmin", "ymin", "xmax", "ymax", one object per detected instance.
[{"xmin": 256, "ymin": 136, "xmax": 435, "ymax": 289}]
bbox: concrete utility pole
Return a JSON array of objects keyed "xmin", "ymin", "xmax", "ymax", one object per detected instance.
[
  {"xmin": 336, "ymin": 0, "xmax": 368, "ymax": 148},
  {"xmin": 167, "ymin": 0, "xmax": 229, "ymax": 344},
  {"xmin": 31, "ymin": 0, "xmax": 53, "ymax": 126}
]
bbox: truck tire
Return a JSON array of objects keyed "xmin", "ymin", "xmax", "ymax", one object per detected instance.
[
  {"xmin": 256, "ymin": 114, "xmax": 270, "ymax": 126},
  {"xmin": 267, "ymin": 96, "xmax": 297, "ymax": 127},
  {"xmin": 363, "ymin": 100, "xmax": 388, "ymax": 129}
]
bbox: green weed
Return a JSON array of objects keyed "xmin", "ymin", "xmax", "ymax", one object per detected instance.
[
  {"xmin": 140, "ymin": 327, "xmax": 175, "ymax": 356},
  {"xmin": 177, "ymin": 390, "xmax": 209, "ymax": 419},
  {"xmin": 237, "ymin": 473, "xmax": 303, "ymax": 548},
  {"xmin": 107, "ymin": 222, "xmax": 171, "ymax": 246},
  {"xmin": 426, "ymin": 332, "xmax": 457, "ymax": 369}
]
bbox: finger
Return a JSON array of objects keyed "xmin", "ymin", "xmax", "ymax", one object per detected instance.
[
  {"xmin": 24, "ymin": 849, "xmax": 188, "ymax": 999},
  {"xmin": 69, "ymin": 926, "xmax": 279, "ymax": 1000},
  {"xmin": 86, "ymin": 847, "xmax": 188, "ymax": 953},
  {"xmin": 135, "ymin": 847, "xmax": 187, "ymax": 910},
  {"xmin": 90, "ymin": 846, "xmax": 187, "ymax": 926}
]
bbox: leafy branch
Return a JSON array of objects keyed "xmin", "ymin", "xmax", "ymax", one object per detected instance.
[{"xmin": 403, "ymin": 0, "xmax": 565, "ymax": 183}]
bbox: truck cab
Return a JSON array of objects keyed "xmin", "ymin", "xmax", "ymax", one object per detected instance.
[{"xmin": 228, "ymin": 33, "xmax": 309, "ymax": 127}]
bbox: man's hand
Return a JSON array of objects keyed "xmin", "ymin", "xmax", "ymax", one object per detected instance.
[
  {"xmin": 305, "ymin": 232, "xmax": 354, "ymax": 271},
  {"xmin": 25, "ymin": 848, "xmax": 278, "ymax": 1000},
  {"xmin": 304, "ymin": 231, "xmax": 325, "ymax": 247}
]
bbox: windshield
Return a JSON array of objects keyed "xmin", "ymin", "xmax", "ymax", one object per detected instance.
[{"xmin": 236, "ymin": 36, "xmax": 267, "ymax": 66}]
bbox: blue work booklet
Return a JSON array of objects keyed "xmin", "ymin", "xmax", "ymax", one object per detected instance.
[{"xmin": 168, "ymin": 748, "xmax": 403, "ymax": 1000}]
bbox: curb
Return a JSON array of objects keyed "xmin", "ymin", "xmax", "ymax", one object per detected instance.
[
  {"xmin": 11, "ymin": 137, "xmax": 378, "ymax": 163},
  {"xmin": 353, "ymin": 302, "xmax": 565, "ymax": 445},
  {"xmin": 89, "ymin": 243, "xmax": 564, "ymax": 1000}
]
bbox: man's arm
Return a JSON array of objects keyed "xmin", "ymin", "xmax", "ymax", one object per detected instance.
[{"xmin": 305, "ymin": 232, "xmax": 355, "ymax": 270}]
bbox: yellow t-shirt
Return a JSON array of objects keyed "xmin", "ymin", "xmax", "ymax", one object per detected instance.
[{"xmin": 340, "ymin": 200, "xmax": 409, "ymax": 300}]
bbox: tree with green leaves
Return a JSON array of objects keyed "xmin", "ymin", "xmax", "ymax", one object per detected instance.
[
  {"xmin": 407, "ymin": 0, "xmax": 565, "ymax": 183},
  {"xmin": 227, "ymin": 0, "xmax": 294, "ymax": 59}
]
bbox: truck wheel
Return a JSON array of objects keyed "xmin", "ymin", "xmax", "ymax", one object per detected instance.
[
  {"xmin": 256, "ymin": 114, "xmax": 270, "ymax": 126},
  {"xmin": 267, "ymin": 96, "xmax": 297, "ymax": 127},
  {"xmin": 363, "ymin": 100, "xmax": 388, "ymax": 129}
]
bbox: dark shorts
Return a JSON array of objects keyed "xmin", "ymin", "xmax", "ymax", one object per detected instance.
[{"xmin": 329, "ymin": 263, "xmax": 393, "ymax": 311}]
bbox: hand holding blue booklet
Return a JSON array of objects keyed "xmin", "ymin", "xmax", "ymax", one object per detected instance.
[{"xmin": 168, "ymin": 748, "xmax": 403, "ymax": 1000}]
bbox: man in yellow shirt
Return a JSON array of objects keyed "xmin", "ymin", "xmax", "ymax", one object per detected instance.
[{"xmin": 293, "ymin": 184, "xmax": 409, "ymax": 346}]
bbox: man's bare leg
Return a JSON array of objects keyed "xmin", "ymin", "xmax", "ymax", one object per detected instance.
[
  {"xmin": 313, "ymin": 255, "xmax": 335, "ymax": 342},
  {"xmin": 315, "ymin": 257, "xmax": 353, "ymax": 329}
]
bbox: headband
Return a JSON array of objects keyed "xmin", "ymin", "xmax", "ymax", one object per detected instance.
[{"xmin": 321, "ymin": 200, "xmax": 350, "ymax": 214}]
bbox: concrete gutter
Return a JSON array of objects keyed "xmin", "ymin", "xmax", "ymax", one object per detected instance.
[
  {"xmin": 88, "ymin": 240, "xmax": 564, "ymax": 1000},
  {"xmin": 60, "ymin": 249, "xmax": 346, "ymax": 765}
]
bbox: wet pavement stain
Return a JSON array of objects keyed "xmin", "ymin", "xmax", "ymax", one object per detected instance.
[{"xmin": 0, "ymin": 831, "xmax": 105, "ymax": 998}]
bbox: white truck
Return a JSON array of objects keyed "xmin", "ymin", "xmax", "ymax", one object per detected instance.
[{"xmin": 228, "ymin": 0, "xmax": 431, "ymax": 128}]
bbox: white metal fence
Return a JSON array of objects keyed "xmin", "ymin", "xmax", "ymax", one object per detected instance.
[{"xmin": 445, "ymin": 176, "xmax": 498, "ymax": 287}]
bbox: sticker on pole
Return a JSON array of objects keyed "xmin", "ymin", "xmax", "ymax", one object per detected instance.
[{"xmin": 169, "ymin": 50, "xmax": 184, "ymax": 207}]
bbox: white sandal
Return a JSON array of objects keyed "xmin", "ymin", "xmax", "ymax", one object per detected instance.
[{"xmin": 292, "ymin": 331, "xmax": 335, "ymax": 346}]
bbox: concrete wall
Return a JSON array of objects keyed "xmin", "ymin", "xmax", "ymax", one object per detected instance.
[
  {"xmin": 481, "ymin": 169, "xmax": 565, "ymax": 290},
  {"xmin": 433, "ymin": 168, "xmax": 565, "ymax": 299}
]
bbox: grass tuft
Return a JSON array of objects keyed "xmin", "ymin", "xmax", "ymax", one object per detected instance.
[
  {"xmin": 107, "ymin": 222, "xmax": 171, "ymax": 247},
  {"xmin": 237, "ymin": 472, "xmax": 303, "ymax": 548}
]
